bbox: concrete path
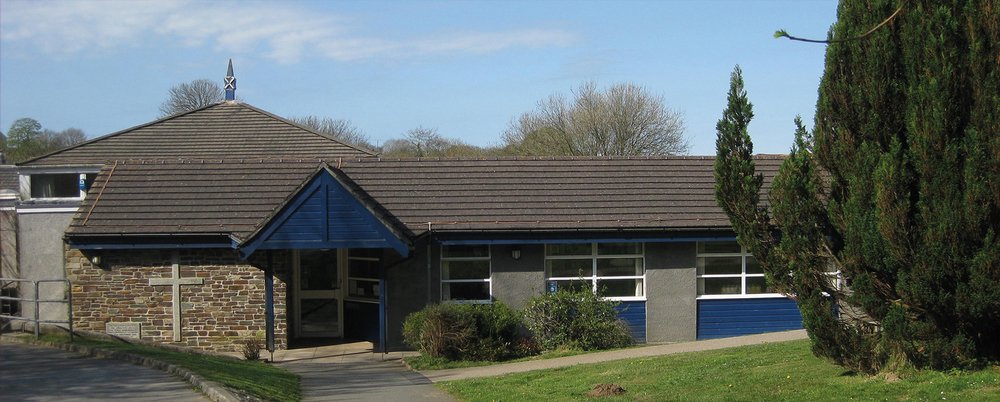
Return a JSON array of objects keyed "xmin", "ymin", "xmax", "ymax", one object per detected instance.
[
  {"xmin": 421, "ymin": 329, "xmax": 809, "ymax": 382},
  {"xmin": 0, "ymin": 343, "xmax": 205, "ymax": 402},
  {"xmin": 273, "ymin": 341, "xmax": 454, "ymax": 402}
]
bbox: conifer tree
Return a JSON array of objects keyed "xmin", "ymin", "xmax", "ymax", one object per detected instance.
[{"xmin": 715, "ymin": 0, "xmax": 999, "ymax": 373}]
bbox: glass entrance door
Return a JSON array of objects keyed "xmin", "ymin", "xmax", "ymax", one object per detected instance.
[{"xmin": 294, "ymin": 250, "xmax": 343, "ymax": 337}]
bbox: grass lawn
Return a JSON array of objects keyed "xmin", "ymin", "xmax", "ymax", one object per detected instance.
[
  {"xmin": 439, "ymin": 340, "xmax": 1000, "ymax": 401},
  {"xmin": 37, "ymin": 334, "xmax": 300, "ymax": 402}
]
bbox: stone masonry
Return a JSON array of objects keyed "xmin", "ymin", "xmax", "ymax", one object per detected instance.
[{"xmin": 66, "ymin": 248, "xmax": 290, "ymax": 353}]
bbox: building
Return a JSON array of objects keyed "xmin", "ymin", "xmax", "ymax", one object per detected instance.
[{"xmin": 12, "ymin": 64, "xmax": 802, "ymax": 352}]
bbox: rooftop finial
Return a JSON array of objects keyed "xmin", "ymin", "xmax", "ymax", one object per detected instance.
[{"xmin": 224, "ymin": 59, "xmax": 236, "ymax": 101}]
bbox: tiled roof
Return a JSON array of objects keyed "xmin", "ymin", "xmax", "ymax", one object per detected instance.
[
  {"xmin": 68, "ymin": 159, "xmax": 323, "ymax": 240},
  {"xmin": 19, "ymin": 102, "xmax": 373, "ymax": 167},
  {"xmin": 0, "ymin": 165, "xmax": 18, "ymax": 191},
  {"xmin": 66, "ymin": 156, "xmax": 783, "ymax": 242},
  {"xmin": 340, "ymin": 156, "xmax": 782, "ymax": 233}
]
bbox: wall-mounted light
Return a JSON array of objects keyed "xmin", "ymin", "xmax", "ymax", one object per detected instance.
[
  {"xmin": 511, "ymin": 247, "xmax": 521, "ymax": 260},
  {"xmin": 90, "ymin": 255, "xmax": 101, "ymax": 265}
]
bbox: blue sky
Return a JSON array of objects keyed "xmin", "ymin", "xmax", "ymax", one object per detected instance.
[{"xmin": 1, "ymin": 0, "xmax": 838, "ymax": 155}]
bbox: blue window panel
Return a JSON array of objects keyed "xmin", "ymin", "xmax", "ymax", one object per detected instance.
[
  {"xmin": 241, "ymin": 171, "xmax": 409, "ymax": 258},
  {"xmin": 615, "ymin": 301, "xmax": 646, "ymax": 343},
  {"xmin": 697, "ymin": 298, "xmax": 802, "ymax": 339}
]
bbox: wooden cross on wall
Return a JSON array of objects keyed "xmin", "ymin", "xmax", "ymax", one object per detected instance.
[{"xmin": 149, "ymin": 253, "xmax": 204, "ymax": 342}]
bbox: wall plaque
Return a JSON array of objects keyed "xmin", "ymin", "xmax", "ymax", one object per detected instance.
[{"xmin": 105, "ymin": 322, "xmax": 141, "ymax": 339}]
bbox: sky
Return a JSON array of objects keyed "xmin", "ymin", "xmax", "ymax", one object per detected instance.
[{"xmin": 0, "ymin": 0, "xmax": 839, "ymax": 156}]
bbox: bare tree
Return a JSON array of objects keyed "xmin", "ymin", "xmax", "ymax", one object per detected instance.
[
  {"xmin": 159, "ymin": 79, "xmax": 223, "ymax": 117},
  {"xmin": 42, "ymin": 128, "xmax": 87, "ymax": 149},
  {"xmin": 381, "ymin": 126, "xmax": 489, "ymax": 157},
  {"xmin": 290, "ymin": 116, "xmax": 374, "ymax": 150},
  {"xmin": 503, "ymin": 82, "xmax": 688, "ymax": 156}
]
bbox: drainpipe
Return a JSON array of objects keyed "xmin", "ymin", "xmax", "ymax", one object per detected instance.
[
  {"xmin": 426, "ymin": 222, "xmax": 433, "ymax": 304},
  {"xmin": 265, "ymin": 250, "xmax": 275, "ymax": 361}
]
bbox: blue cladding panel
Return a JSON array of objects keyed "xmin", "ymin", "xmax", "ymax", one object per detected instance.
[
  {"xmin": 244, "ymin": 172, "xmax": 409, "ymax": 257},
  {"xmin": 266, "ymin": 185, "xmax": 326, "ymax": 243},
  {"xmin": 697, "ymin": 298, "xmax": 802, "ymax": 339},
  {"xmin": 615, "ymin": 301, "xmax": 646, "ymax": 343}
]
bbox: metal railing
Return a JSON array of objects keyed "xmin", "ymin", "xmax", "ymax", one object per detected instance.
[{"xmin": 0, "ymin": 278, "xmax": 73, "ymax": 341}]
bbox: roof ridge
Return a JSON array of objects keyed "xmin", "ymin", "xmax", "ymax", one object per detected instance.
[
  {"xmin": 16, "ymin": 102, "xmax": 228, "ymax": 166},
  {"xmin": 108, "ymin": 157, "xmax": 328, "ymax": 165},
  {"xmin": 238, "ymin": 103, "xmax": 378, "ymax": 156},
  {"xmin": 339, "ymin": 154, "xmax": 787, "ymax": 163}
]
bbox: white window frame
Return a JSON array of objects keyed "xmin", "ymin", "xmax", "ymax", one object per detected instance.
[
  {"xmin": 345, "ymin": 250, "xmax": 380, "ymax": 304},
  {"xmin": 696, "ymin": 242, "xmax": 784, "ymax": 299},
  {"xmin": 544, "ymin": 243, "xmax": 646, "ymax": 301},
  {"xmin": 22, "ymin": 171, "xmax": 97, "ymax": 201},
  {"xmin": 440, "ymin": 245, "xmax": 492, "ymax": 303}
]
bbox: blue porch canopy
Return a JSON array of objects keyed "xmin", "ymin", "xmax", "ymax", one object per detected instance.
[{"xmin": 239, "ymin": 166, "xmax": 411, "ymax": 259}]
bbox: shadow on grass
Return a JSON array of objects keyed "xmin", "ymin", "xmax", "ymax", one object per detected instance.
[{"xmin": 33, "ymin": 333, "xmax": 301, "ymax": 402}]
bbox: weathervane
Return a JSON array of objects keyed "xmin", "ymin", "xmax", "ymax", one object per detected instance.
[{"xmin": 224, "ymin": 59, "xmax": 236, "ymax": 101}]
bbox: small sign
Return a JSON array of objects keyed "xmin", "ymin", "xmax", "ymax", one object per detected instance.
[{"xmin": 106, "ymin": 322, "xmax": 141, "ymax": 339}]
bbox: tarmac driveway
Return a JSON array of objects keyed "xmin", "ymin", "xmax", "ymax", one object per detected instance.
[
  {"xmin": 0, "ymin": 343, "xmax": 205, "ymax": 402},
  {"xmin": 274, "ymin": 342, "xmax": 454, "ymax": 402}
]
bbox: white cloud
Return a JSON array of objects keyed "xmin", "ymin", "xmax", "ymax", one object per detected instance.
[{"xmin": 0, "ymin": 0, "xmax": 575, "ymax": 63}]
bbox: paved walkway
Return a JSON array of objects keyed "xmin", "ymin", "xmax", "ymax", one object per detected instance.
[
  {"xmin": 421, "ymin": 329, "xmax": 809, "ymax": 382},
  {"xmin": 0, "ymin": 343, "xmax": 206, "ymax": 402},
  {"xmin": 273, "ymin": 341, "xmax": 454, "ymax": 402}
]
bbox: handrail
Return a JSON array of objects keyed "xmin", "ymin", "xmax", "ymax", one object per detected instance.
[{"xmin": 0, "ymin": 277, "xmax": 73, "ymax": 342}]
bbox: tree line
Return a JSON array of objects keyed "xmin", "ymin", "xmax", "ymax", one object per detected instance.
[
  {"xmin": 157, "ymin": 79, "xmax": 689, "ymax": 158},
  {"xmin": 5, "ymin": 79, "xmax": 688, "ymax": 164},
  {"xmin": 1, "ymin": 118, "xmax": 87, "ymax": 164}
]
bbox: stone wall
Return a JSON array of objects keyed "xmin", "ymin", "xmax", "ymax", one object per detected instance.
[{"xmin": 66, "ymin": 248, "xmax": 290, "ymax": 353}]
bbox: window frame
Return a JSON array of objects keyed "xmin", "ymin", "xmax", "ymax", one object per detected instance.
[
  {"xmin": 345, "ymin": 249, "xmax": 381, "ymax": 304},
  {"xmin": 24, "ymin": 172, "xmax": 97, "ymax": 201},
  {"xmin": 440, "ymin": 245, "xmax": 492, "ymax": 304},
  {"xmin": 696, "ymin": 241, "xmax": 784, "ymax": 299},
  {"xmin": 544, "ymin": 242, "xmax": 646, "ymax": 301}
]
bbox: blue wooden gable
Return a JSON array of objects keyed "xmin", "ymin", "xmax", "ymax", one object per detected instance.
[{"xmin": 240, "ymin": 169, "xmax": 410, "ymax": 258}]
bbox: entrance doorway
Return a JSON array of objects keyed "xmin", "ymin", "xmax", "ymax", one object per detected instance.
[{"xmin": 294, "ymin": 250, "xmax": 343, "ymax": 338}]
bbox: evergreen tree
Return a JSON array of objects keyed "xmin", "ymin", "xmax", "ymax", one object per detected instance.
[{"xmin": 715, "ymin": 0, "xmax": 999, "ymax": 373}]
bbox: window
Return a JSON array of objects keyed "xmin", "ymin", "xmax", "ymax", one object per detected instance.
[
  {"xmin": 545, "ymin": 243, "xmax": 644, "ymax": 300},
  {"xmin": 347, "ymin": 249, "xmax": 380, "ymax": 302},
  {"xmin": 441, "ymin": 245, "xmax": 491, "ymax": 302},
  {"xmin": 29, "ymin": 173, "xmax": 96, "ymax": 199},
  {"xmin": 696, "ymin": 241, "xmax": 776, "ymax": 296},
  {"xmin": 1, "ymin": 285, "xmax": 18, "ymax": 317}
]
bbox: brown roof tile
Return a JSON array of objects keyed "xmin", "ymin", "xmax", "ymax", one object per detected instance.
[
  {"xmin": 68, "ymin": 159, "xmax": 322, "ymax": 239},
  {"xmin": 339, "ymin": 156, "xmax": 781, "ymax": 232},
  {"xmin": 19, "ymin": 102, "xmax": 373, "ymax": 167},
  {"xmin": 67, "ymin": 156, "xmax": 784, "ymax": 242},
  {"xmin": 0, "ymin": 165, "xmax": 18, "ymax": 191}
]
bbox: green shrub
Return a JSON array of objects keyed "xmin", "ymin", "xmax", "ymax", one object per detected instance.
[
  {"xmin": 522, "ymin": 289, "xmax": 634, "ymax": 351},
  {"xmin": 403, "ymin": 303, "xmax": 474, "ymax": 360},
  {"xmin": 403, "ymin": 301, "xmax": 534, "ymax": 361}
]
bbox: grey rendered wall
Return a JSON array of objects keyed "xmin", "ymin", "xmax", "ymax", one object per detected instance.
[
  {"xmin": 383, "ymin": 241, "xmax": 547, "ymax": 349},
  {"xmin": 490, "ymin": 244, "xmax": 544, "ymax": 309},
  {"xmin": 17, "ymin": 211, "xmax": 75, "ymax": 325},
  {"xmin": 384, "ymin": 237, "xmax": 436, "ymax": 350},
  {"xmin": 645, "ymin": 242, "xmax": 697, "ymax": 343}
]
